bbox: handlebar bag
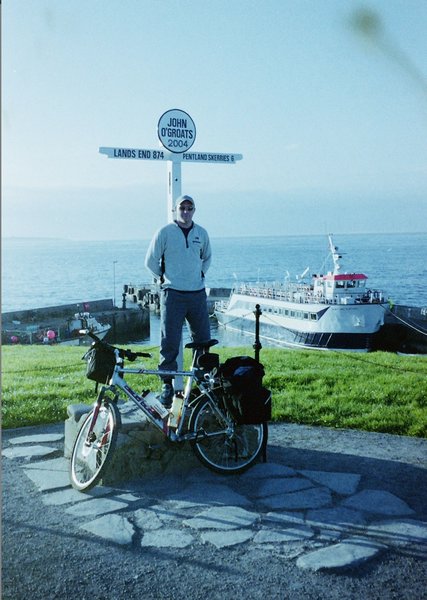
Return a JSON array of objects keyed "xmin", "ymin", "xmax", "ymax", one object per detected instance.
[
  {"xmin": 220, "ymin": 356, "xmax": 272, "ymax": 424},
  {"xmin": 83, "ymin": 343, "xmax": 116, "ymax": 384}
]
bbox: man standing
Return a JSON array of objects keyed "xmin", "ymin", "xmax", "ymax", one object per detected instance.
[{"xmin": 144, "ymin": 195, "xmax": 212, "ymax": 407}]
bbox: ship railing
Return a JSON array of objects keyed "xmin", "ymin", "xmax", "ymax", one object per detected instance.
[
  {"xmin": 233, "ymin": 283, "xmax": 386, "ymax": 306},
  {"xmin": 236, "ymin": 283, "xmax": 330, "ymax": 305},
  {"xmin": 356, "ymin": 290, "xmax": 386, "ymax": 304},
  {"xmin": 214, "ymin": 300, "xmax": 229, "ymax": 312}
]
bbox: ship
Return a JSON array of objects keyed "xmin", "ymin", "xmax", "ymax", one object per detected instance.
[{"xmin": 214, "ymin": 235, "xmax": 389, "ymax": 352}]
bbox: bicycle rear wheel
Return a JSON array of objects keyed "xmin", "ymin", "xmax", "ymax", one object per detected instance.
[
  {"xmin": 69, "ymin": 401, "xmax": 119, "ymax": 491},
  {"xmin": 189, "ymin": 397, "xmax": 266, "ymax": 474}
]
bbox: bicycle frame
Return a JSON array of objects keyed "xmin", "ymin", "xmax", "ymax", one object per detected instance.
[{"xmin": 102, "ymin": 349, "xmax": 231, "ymax": 442}]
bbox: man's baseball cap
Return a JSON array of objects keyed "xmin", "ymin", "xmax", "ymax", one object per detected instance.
[{"xmin": 175, "ymin": 195, "xmax": 195, "ymax": 209}]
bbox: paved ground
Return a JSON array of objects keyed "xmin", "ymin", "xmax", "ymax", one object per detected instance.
[{"xmin": 2, "ymin": 422, "xmax": 427, "ymax": 599}]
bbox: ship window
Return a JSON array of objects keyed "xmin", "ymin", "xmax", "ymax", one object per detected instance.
[
  {"xmin": 284, "ymin": 309, "xmax": 289, "ymax": 316},
  {"xmin": 303, "ymin": 312, "xmax": 309, "ymax": 319},
  {"xmin": 290, "ymin": 311, "xmax": 295, "ymax": 317},
  {"xmin": 336, "ymin": 281, "xmax": 345, "ymax": 289},
  {"xmin": 310, "ymin": 313, "xmax": 317, "ymax": 321},
  {"xmin": 347, "ymin": 280, "xmax": 355, "ymax": 288}
]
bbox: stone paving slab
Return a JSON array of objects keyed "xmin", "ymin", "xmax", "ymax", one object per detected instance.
[
  {"xmin": 306, "ymin": 507, "xmax": 368, "ymax": 530},
  {"xmin": 2, "ymin": 445, "xmax": 59, "ymax": 459},
  {"xmin": 299, "ymin": 470, "xmax": 361, "ymax": 495},
  {"xmin": 342, "ymin": 489, "xmax": 415, "ymax": 516},
  {"xmin": 240, "ymin": 462, "xmax": 296, "ymax": 479},
  {"xmin": 42, "ymin": 486, "xmax": 113, "ymax": 506},
  {"xmin": 168, "ymin": 482, "xmax": 252, "ymax": 507},
  {"xmin": 253, "ymin": 525, "xmax": 315, "ymax": 544},
  {"xmin": 22, "ymin": 456, "xmax": 69, "ymax": 471},
  {"xmin": 81, "ymin": 514, "xmax": 135, "ymax": 545},
  {"xmin": 367, "ymin": 518, "xmax": 427, "ymax": 550},
  {"xmin": 296, "ymin": 536, "xmax": 388, "ymax": 571},
  {"xmin": 201, "ymin": 529, "xmax": 254, "ymax": 548},
  {"xmin": 148, "ymin": 501, "xmax": 202, "ymax": 523},
  {"xmin": 65, "ymin": 497, "xmax": 129, "ymax": 517},
  {"xmin": 115, "ymin": 492, "xmax": 141, "ymax": 503},
  {"xmin": 140, "ymin": 528, "xmax": 195, "ymax": 548},
  {"xmin": 183, "ymin": 506, "xmax": 259, "ymax": 530},
  {"xmin": 24, "ymin": 467, "xmax": 71, "ymax": 491},
  {"xmin": 252, "ymin": 476, "xmax": 314, "ymax": 498},
  {"xmin": 185, "ymin": 468, "xmax": 234, "ymax": 484},
  {"xmin": 263, "ymin": 511, "xmax": 305, "ymax": 525},
  {"xmin": 261, "ymin": 486, "xmax": 332, "ymax": 510},
  {"xmin": 133, "ymin": 508, "xmax": 164, "ymax": 530},
  {"xmin": 8, "ymin": 434, "xmax": 64, "ymax": 445}
]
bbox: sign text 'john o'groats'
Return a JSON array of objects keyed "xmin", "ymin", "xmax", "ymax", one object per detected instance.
[{"xmin": 157, "ymin": 109, "xmax": 196, "ymax": 153}]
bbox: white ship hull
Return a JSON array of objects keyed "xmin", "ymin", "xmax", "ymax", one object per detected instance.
[{"xmin": 216, "ymin": 293, "xmax": 387, "ymax": 352}]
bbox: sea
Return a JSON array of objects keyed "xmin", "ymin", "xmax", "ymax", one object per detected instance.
[{"xmin": 2, "ymin": 233, "xmax": 427, "ymax": 347}]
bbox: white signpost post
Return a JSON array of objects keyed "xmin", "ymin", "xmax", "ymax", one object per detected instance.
[{"xmin": 100, "ymin": 109, "xmax": 242, "ymax": 388}]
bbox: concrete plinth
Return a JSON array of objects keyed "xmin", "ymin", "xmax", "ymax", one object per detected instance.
[{"xmin": 64, "ymin": 402, "xmax": 199, "ymax": 484}]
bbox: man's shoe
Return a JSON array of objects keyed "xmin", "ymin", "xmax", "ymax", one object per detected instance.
[{"xmin": 159, "ymin": 383, "xmax": 174, "ymax": 409}]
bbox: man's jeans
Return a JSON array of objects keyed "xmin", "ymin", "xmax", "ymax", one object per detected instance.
[{"xmin": 159, "ymin": 288, "xmax": 211, "ymax": 375}]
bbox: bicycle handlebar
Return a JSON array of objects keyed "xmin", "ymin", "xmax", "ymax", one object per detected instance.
[{"xmin": 81, "ymin": 329, "xmax": 152, "ymax": 361}]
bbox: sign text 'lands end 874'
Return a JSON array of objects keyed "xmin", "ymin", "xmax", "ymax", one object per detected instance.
[
  {"xmin": 157, "ymin": 108, "xmax": 196, "ymax": 153},
  {"xmin": 99, "ymin": 147, "xmax": 242, "ymax": 164}
]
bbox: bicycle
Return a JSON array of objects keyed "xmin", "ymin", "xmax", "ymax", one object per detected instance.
[{"xmin": 69, "ymin": 332, "xmax": 269, "ymax": 491}]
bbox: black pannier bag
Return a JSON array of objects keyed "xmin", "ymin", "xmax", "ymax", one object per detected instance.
[
  {"xmin": 83, "ymin": 343, "xmax": 116, "ymax": 385},
  {"xmin": 220, "ymin": 356, "xmax": 272, "ymax": 424}
]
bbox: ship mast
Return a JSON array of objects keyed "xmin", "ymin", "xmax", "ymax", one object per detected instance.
[{"xmin": 328, "ymin": 234, "xmax": 342, "ymax": 275}]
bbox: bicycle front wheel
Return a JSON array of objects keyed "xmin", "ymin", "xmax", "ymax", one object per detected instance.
[
  {"xmin": 69, "ymin": 402, "xmax": 119, "ymax": 491},
  {"xmin": 189, "ymin": 398, "xmax": 267, "ymax": 474}
]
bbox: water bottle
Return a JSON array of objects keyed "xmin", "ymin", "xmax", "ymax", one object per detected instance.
[
  {"xmin": 142, "ymin": 391, "xmax": 169, "ymax": 419},
  {"xmin": 168, "ymin": 392, "xmax": 184, "ymax": 429}
]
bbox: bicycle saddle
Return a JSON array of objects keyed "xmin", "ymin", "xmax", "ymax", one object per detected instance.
[{"xmin": 185, "ymin": 339, "xmax": 219, "ymax": 350}]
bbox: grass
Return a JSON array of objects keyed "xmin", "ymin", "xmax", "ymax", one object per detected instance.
[{"xmin": 1, "ymin": 344, "xmax": 426, "ymax": 437}]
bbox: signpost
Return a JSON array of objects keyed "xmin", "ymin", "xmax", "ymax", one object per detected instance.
[{"xmin": 100, "ymin": 109, "xmax": 242, "ymax": 388}]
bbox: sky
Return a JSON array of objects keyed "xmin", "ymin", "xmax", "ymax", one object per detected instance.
[{"xmin": 2, "ymin": 0, "xmax": 427, "ymax": 240}]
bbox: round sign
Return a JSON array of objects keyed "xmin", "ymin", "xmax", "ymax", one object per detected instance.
[{"xmin": 157, "ymin": 109, "xmax": 196, "ymax": 153}]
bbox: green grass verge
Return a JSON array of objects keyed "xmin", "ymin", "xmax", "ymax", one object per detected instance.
[{"xmin": 1, "ymin": 344, "xmax": 426, "ymax": 437}]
